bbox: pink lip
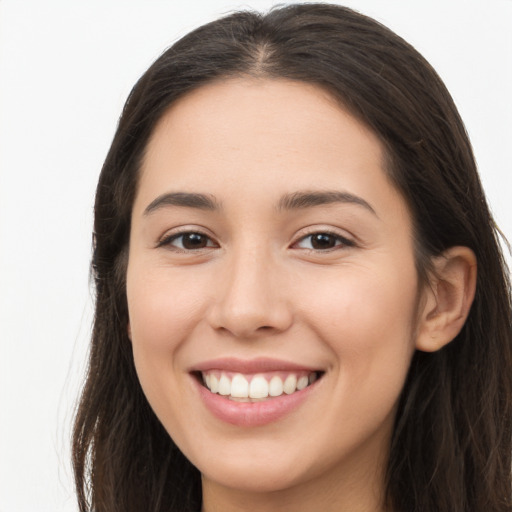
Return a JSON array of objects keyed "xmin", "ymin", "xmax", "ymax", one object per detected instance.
[
  {"xmin": 190, "ymin": 357, "xmax": 320, "ymax": 374},
  {"xmin": 190, "ymin": 357, "xmax": 322, "ymax": 427},
  {"xmin": 195, "ymin": 379, "xmax": 317, "ymax": 427}
]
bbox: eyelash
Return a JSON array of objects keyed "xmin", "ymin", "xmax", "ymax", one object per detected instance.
[
  {"xmin": 157, "ymin": 231, "xmax": 217, "ymax": 251},
  {"xmin": 157, "ymin": 229, "xmax": 355, "ymax": 253},
  {"xmin": 292, "ymin": 230, "xmax": 355, "ymax": 251}
]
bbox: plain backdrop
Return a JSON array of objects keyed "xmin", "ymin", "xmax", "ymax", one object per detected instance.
[{"xmin": 0, "ymin": 1, "xmax": 510, "ymax": 510}]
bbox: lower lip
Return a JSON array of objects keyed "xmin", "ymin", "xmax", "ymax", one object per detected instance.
[{"xmin": 194, "ymin": 377, "xmax": 317, "ymax": 427}]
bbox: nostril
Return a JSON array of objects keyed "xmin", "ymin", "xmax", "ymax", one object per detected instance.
[{"xmin": 214, "ymin": 323, "xmax": 283, "ymax": 338}]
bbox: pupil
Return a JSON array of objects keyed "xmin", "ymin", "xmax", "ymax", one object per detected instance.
[
  {"xmin": 183, "ymin": 233, "xmax": 206, "ymax": 249},
  {"xmin": 312, "ymin": 233, "xmax": 335, "ymax": 249}
]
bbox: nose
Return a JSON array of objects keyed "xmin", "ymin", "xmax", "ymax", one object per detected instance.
[{"xmin": 206, "ymin": 246, "xmax": 293, "ymax": 339}]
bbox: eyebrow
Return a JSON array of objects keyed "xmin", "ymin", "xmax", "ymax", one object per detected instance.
[
  {"xmin": 277, "ymin": 190, "xmax": 377, "ymax": 216},
  {"xmin": 144, "ymin": 192, "xmax": 220, "ymax": 215},
  {"xmin": 143, "ymin": 189, "xmax": 377, "ymax": 217}
]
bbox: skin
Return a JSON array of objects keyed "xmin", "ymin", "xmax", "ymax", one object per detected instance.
[{"xmin": 126, "ymin": 78, "xmax": 476, "ymax": 512}]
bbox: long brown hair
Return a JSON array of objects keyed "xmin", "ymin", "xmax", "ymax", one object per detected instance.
[{"xmin": 73, "ymin": 4, "xmax": 512, "ymax": 511}]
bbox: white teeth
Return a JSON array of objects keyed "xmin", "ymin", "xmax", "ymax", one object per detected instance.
[
  {"xmin": 297, "ymin": 375, "xmax": 309, "ymax": 390},
  {"xmin": 249, "ymin": 375, "xmax": 269, "ymax": 398},
  {"xmin": 201, "ymin": 371, "xmax": 320, "ymax": 399},
  {"xmin": 269, "ymin": 375, "xmax": 284, "ymax": 397},
  {"xmin": 283, "ymin": 374, "xmax": 298, "ymax": 395},
  {"xmin": 218, "ymin": 374, "xmax": 231, "ymax": 396},
  {"xmin": 209, "ymin": 374, "xmax": 219, "ymax": 393},
  {"xmin": 231, "ymin": 374, "xmax": 249, "ymax": 398}
]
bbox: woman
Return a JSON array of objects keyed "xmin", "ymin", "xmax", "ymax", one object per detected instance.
[{"xmin": 72, "ymin": 4, "xmax": 512, "ymax": 511}]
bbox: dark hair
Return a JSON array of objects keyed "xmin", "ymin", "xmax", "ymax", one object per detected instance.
[{"xmin": 72, "ymin": 4, "xmax": 512, "ymax": 511}]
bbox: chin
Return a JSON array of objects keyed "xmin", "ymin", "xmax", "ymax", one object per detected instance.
[{"xmin": 200, "ymin": 456, "xmax": 309, "ymax": 494}]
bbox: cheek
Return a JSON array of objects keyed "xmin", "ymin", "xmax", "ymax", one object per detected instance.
[
  {"xmin": 292, "ymin": 263, "xmax": 419, "ymax": 460},
  {"xmin": 127, "ymin": 265, "xmax": 208, "ymax": 353},
  {"xmin": 125, "ymin": 265, "xmax": 208, "ymax": 418},
  {"xmin": 301, "ymin": 261, "xmax": 419, "ymax": 390},
  {"xmin": 306, "ymin": 258, "xmax": 418, "ymax": 336}
]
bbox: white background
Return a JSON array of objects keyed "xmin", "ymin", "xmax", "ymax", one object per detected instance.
[{"xmin": 0, "ymin": 1, "xmax": 510, "ymax": 510}]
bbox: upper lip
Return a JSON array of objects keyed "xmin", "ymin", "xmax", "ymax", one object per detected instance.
[{"xmin": 190, "ymin": 357, "xmax": 322, "ymax": 374}]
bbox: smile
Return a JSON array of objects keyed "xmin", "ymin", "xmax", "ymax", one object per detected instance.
[
  {"xmin": 200, "ymin": 370, "xmax": 320, "ymax": 402},
  {"xmin": 190, "ymin": 359, "xmax": 325, "ymax": 427}
]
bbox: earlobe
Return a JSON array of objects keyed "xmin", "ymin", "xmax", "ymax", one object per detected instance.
[{"xmin": 415, "ymin": 246, "xmax": 477, "ymax": 352}]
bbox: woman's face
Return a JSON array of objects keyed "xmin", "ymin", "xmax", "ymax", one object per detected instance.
[{"xmin": 127, "ymin": 79, "xmax": 421, "ymax": 499}]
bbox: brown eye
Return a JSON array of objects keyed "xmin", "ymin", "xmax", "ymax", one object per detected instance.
[
  {"xmin": 181, "ymin": 233, "xmax": 209, "ymax": 249},
  {"xmin": 294, "ymin": 232, "xmax": 354, "ymax": 251},
  {"xmin": 310, "ymin": 233, "xmax": 338, "ymax": 249},
  {"xmin": 161, "ymin": 232, "xmax": 216, "ymax": 250}
]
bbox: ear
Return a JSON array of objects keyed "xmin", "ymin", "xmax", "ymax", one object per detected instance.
[
  {"xmin": 415, "ymin": 246, "xmax": 477, "ymax": 352},
  {"xmin": 127, "ymin": 322, "xmax": 132, "ymax": 341}
]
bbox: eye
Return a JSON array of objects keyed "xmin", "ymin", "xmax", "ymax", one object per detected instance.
[
  {"xmin": 159, "ymin": 231, "xmax": 217, "ymax": 251},
  {"xmin": 294, "ymin": 232, "xmax": 354, "ymax": 251}
]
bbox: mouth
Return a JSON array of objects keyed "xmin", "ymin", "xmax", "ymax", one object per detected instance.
[
  {"xmin": 194, "ymin": 369, "xmax": 324, "ymax": 402},
  {"xmin": 190, "ymin": 358, "xmax": 325, "ymax": 426}
]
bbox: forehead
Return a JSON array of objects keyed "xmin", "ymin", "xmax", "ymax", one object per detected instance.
[
  {"xmin": 145, "ymin": 78, "xmax": 381, "ymax": 159},
  {"xmin": 142, "ymin": 79, "xmax": 381, "ymax": 178},
  {"xmin": 135, "ymin": 78, "xmax": 408, "ymax": 226}
]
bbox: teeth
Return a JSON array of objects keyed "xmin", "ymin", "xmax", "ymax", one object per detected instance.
[
  {"xmin": 283, "ymin": 374, "xmax": 297, "ymax": 394},
  {"xmin": 209, "ymin": 374, "xmax": 219, "ymax": 393},
  {"xmin": 218, "ymin": 374, "xmax": 231, "ymax": 396},
  {"xmin": 297, "ymin": 375, "xmax": 309, "ymax": 390},
  {"xmin": 269, "ymin": 375, "xmax": 284, "ymax": 397},
  {"xmin": 231, "ymin": 374, "xmax": 249, "ymax": 398},
  {"xmin": 249, "ymin": 375, "xmax": 269, "ymax": 398},
  {"xmin": 201, "ymin": 371, "xmax": 320, "ymax": 399}
]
